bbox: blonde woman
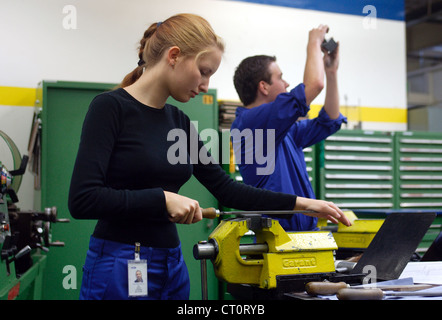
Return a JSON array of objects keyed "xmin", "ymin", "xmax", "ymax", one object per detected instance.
[{"xmin": 69, "ymin": 13, "xmax": 350, "ymax": 300}]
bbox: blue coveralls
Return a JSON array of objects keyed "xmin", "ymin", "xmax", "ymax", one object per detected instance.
[
  {"xmin": 231, "ymin": 84, "xmax": 347, "ymax": 231},
  {"xmin": 79, "ymin": 236, "xmax": 189, "ymax": 300}
]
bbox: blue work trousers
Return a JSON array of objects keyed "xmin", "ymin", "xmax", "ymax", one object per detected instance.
[{"xmin": 79, "ymin": 236, "xmax": 190, "ymax": 300}]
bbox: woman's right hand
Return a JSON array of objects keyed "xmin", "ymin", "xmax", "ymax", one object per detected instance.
[
  {"xmin": 164, "ymin": 191, "xmax": 203, "ymax": 224},
  {"xmin": 294, "ymin": 196, "xmax": 352, "ymax": 226}
]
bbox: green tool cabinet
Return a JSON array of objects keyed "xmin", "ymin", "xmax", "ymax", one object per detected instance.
[
  {"xmin": 36, "ymin": 81, "xmax": 219, "ymax": 300},
  {"xmin": 318, "ymin": 130, "xmax": 396, "ymax": 209},
  {"xmin": 394, "ymin": 131, "xmax": 442, "ymax": 253},
  {"xmin": 318, "ymin": 129, "xmax": 442, "ymax": 213},
  {"xmin": 318, "ymin": 129, "xmax": 442, "ymax": 253},
  {"xmin": 394, "ymin": 131, "xmax": 442, "ymax": 209},
  {"xmin": 303, "ymin": 145, "xmax": 317, "ymax": 195}
]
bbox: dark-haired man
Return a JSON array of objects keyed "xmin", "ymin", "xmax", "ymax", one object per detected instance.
[{"xmin": 231, "ymin": 25, "xmax": 346, "ymax": 231}]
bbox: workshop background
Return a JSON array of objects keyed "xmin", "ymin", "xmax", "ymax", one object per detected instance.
[{"xmin": 0, "ymin": 0, "xmax": 441, "ymax": 300}]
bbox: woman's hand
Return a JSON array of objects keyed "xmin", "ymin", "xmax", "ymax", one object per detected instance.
[
  {"xmin": 164, "ymin": 191, "xmax": 203, "ymax": 224},
  {"xmin": 295, "ymin": 196, "xmax": 352, "ymax": 226}
]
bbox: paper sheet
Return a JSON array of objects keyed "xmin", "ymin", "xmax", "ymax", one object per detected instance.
[{"xmin": 399, "ymin": 261, "xmax": 442, "ymax": 285}]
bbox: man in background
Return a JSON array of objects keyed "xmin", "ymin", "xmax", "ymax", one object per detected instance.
[{"xmin": 231, "ymin": 25, "xmax": 346, "ymax": 231}]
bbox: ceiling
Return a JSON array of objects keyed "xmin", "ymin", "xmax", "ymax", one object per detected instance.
[{"xmin": 405, "ymin": 0, "xmax": 442, "ymax": 72}]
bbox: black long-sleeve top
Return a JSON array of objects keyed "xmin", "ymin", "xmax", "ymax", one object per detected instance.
[{"xmin": 68, "ymin": 88, "xmax": 298, "ymax": 248}]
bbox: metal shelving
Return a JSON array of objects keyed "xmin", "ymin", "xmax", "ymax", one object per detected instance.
[
  {"xmin": 303, "ymin": 145, "xmax": 316, "ymax": 194},
  {"xmin": 395, "ymin": 131, "xmax": 442, "ymax": 210},
  {"xmin": 318, "ymin": 130, "xmax": 396, "ymax": 209}
]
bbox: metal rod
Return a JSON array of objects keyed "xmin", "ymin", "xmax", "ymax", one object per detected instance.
[
  {"xmin": 200, "ymin": 258, "xmax": 208, "ymax": 300},
  {"xmin": 196, "ymin": 240, "xmax": 209, "ymax": 300},
  {"xmin": 239, "ymin": 243, "xmax": 268, "ymax": 255},
  {"xmin": 225, "ymin": 210, "xmax": 315, "ymax": 215},
  {"xmin": 194, "ymin": 241, "xmax": 268, "ymax": 260},
  {"xmin": 202, "ymin": 207, "xmax": 315, "ymax": 219}
]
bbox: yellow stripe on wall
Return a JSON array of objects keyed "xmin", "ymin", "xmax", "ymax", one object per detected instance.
[
  {"xmin": 0, "ymin": 87, "xmax": 36, "ymax": 106},
  {"xmin": 0, "ymin": 87, "xmax": 408, "ymax": 124},
  {"xmin": 309, "ymin": 104, "xmax": 407, "ymax": 123}
]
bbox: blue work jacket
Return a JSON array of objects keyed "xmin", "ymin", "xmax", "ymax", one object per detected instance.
[{"xmin": 231, "ymin": 84, "xmax": 347, "ymax": 231}]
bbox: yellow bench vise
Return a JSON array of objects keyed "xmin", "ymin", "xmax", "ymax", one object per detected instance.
[{"xmin": 194, "ymin": 215, "xmax": 338, "ymax": 290}]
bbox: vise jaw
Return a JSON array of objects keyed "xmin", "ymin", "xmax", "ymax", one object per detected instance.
[{"xmin": 194, "ymin": 216, "xmax": 338, "ymax": 289}]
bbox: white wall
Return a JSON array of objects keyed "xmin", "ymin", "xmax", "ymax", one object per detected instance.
[
  {"xmin": 0, "ymin": 0, "xmax": 407, "ymax": 106},
  {"xmin": 0, "ymin": 0, "xmax": 407, "ymax": 208}
]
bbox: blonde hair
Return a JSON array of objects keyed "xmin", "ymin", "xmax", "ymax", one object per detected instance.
[{"xmin": 120, "ymin": 13, "xmax": 224, "ymax": 87}]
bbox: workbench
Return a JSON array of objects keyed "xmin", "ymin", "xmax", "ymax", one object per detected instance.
[
  {"xmin": 298, "ymin": 209, "xmax": 442, "ymax": 300},
  {"xmin": 207, "ymin": 210, "xmax": 442, "ymax": 300}
]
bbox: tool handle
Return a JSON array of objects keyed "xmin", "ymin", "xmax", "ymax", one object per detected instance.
[
  {"xmin": 337, "ymin": 288, "xmax": 384, "ymax": 300},
  {"xmin": 202, "ymin": 208, "xmax": 218, "ymax": 219},
  {"xmin": 305, "ymin": 282, "xmax": 348, "ymax": 296}
]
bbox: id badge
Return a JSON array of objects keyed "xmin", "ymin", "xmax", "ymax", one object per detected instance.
[{"xmin": 127, "ymin": 242, "xmax": 148, "ymax": 297}]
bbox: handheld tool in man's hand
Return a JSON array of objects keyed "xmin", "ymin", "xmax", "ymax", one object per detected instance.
[
  {"xmin": 201, "ymin": 207, "xmax": 314, "ymax": 219},
  {"xmin": 322, "ymin": 38, "xmax": 338, "ymax": 53}
]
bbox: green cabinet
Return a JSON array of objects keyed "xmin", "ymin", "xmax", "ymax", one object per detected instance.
[
  {"xmin": 318, "ymin": 130, "xmax": 395, "ymax": 209},
  {"xmin": 393, "ymin": 131, "xmax": 442, "ymax": 253},
  {"xmin": 316, "ymin": 129, "xmax": 442, "ymax": 254},
  {"xmin": 36, "ymin": 81, "xmax": 219, "ymax": 300},
  {"xmin": 394, "ymin": 131, "xmax": 442, "ymax": 209},
  {"xmin": 36, "ymin": 81, "xmax": 116, "ymax": 300},
  {"xmin": 317, "ymin": 129, "xmax": 442, "ymax": 212},
  {"xmin": 304, "ymin": 145, "xmax": 317, "ymax": 196}
]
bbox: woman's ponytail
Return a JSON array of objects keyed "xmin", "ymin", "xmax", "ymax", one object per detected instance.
[
  {"xmin": 119, "ymin": 14, "xmax": 224, "ymax": 88},
  {"xmin": 119, "ymin": 23, "xmax": 159, "ymax": 87}
]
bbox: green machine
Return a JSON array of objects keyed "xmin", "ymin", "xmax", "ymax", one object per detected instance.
[
  {"xmin": 1, "ymin": 130, "xmax": 66, "ymax": 299},
  {"xmin": 35, "ymin": 80, "xmax": 220, "ymax": 300},
  {"xmin": 0, "ymin": 130, "xmax": 34, "ymax": 300}
]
